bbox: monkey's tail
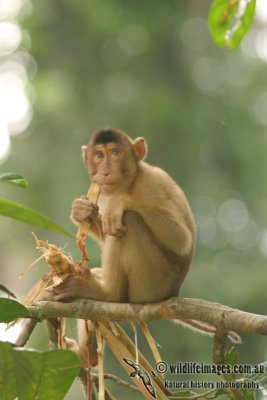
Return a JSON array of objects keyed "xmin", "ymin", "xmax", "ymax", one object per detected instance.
[{"xmin": 175, "ymin": 319, "xmax": 242, "ymax": 344}]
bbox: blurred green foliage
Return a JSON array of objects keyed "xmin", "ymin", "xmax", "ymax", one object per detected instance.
[
  {"xmin": 1, "ymin": 0, "xmax": 267, "ymax": 399},
  {"xmin": 0, "ymin": 341, "xmax": 80, "ymax": 400},
  {"xmin": 208, "ymin": 0, "xmax": 256, "ymax": 49},
  {"xmin": 0, "ymin": 173, "xmax": 28, "ymax": 188}
]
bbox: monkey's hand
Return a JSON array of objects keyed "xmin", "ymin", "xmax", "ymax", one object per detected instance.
[
  {"xmin": 53, "ymin": 275, "xmax": 91, "ymax": 301},
  {"xmin": 71, "ymin": 195, "xmax": 99, "ymax": 224},
  {"xmin": 102, "ymin": 199, "xmax": 128, "ymax": 237}
]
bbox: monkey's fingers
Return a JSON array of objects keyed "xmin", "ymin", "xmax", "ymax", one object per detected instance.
[
  {"xmin": 87, "ymin": 205, "xmax": 99, "ymax": 221},
  {"xmin": 72, "ymin": 200, "xmax": 90, "ymax": 221},
  {"xmin": 53, "ymin": 291, "xmax": 69, "ymax": 302},
  {"xmin": 76, "ymin": 183, "xmax": 101, "ymax": 262},
  {"xmin": 74, "ymin": 199, "xmax": 97, "ymax": 209},
  {"xmin": 73, "ymin": 203, "xmax": 99, "ymax": 223},
  {"xmin": 115, "ymin": 221, "xmax": 128, "ymax": 236},
  {"xmin": 103, "ymin": 215, "xmax": 127, "ymax": 236},
  {"xmin": 108, "ymin": 226, "xmax": 127, "ymax": 237},
  {"xmin": 72, "ymin": 211, "xmax": 89, "ymax": 223},
  {"xmin": 53, "ymin": 276, "xmax": 83, "ymax": 301}
]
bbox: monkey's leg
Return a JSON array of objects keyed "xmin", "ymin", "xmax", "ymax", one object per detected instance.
[
  {"xmin": 53, "ymin": 238, "xmax": 128, "ymax": 303},
  {"xmin": 120, "ymin": 211, "xmax": 182, "ymax": 303}
]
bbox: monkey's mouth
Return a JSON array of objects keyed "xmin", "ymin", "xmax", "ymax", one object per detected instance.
[
  {"xmin": 93, "ymin": 178, "xmax": 116, "ymax": 186},
  {"xmin": 101, "ymin": 182, "xmax": 117, "ymax": 192},
  {"xmin": 93, "ymin": 177, "xmax": 119, "ymax": 191}
]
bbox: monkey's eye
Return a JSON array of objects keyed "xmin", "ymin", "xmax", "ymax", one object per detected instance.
[
  {"xmin": 95, "ymin": 151, "xmax": 104, "ymax": 159},
  {"xmin": 111, "ymin": 149, "xmax": 120, "ymax": 156}
]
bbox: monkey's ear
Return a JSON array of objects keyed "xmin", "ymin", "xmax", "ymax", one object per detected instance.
[
  {"xmin": 133, "ymin": 137, "xmax": 147, "ymax": 160},
  {"xmin": 82, "ymin": 145, "xmax": 88, "ymax": 164}
]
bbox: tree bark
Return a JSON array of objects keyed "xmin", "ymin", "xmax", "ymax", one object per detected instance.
[{"xmin": 27, "ymin": 297, "xmax": 267, "ymax": 336}]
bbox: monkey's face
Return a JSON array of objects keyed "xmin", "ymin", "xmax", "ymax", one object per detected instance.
[{"xmin": 86, "ymin": 142, "xmax": 137, "ymax": 193}]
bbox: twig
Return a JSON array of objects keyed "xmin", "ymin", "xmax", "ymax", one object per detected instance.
[
  {"xmin": 130, "ymin": 321, "xmax": 139, "ymax": 366},
  {"xmin": 79, "ymin": 367, "xmax": 89, "ymax": 396},
  {"xmin": 213, "ymin": 328, "xmax": 244, "ymax": 400},
  {"xmin": 28, "ymin": 297, "xmax": 267, "ymax": 337},
  {"xmin": 213, "ymin": 327, "xmax": 228, "ymax": 365},
  {"xmin": 85, "ymin": 321, "xmax": 92, "ymax": 400},
  {"xmin": 170, "ymin": 388, "xmax": 216, "ymax": 399},
  {"xmin": 91, "ymin": 373, "xmax": 140, "ymax": 393},
  {"xmin": 95, "ymin": 324, "xmax": 105, "ymax": 400},
  {"xmin": 92, "ymin": 375, "xmax": 117, "ymax": 400},
  {"xmin": 45, "ymin": 318, "xmax": 60, "ymax": 349},
  {"xmin": 15, "ymin": 318, "xmax": 38, "ymax": 347},
  {"xmin": 140, "ymin": 322, "xmax": 162, "ymax": 366}
]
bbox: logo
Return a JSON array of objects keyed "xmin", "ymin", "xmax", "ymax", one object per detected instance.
[{"xmin": 123, "ymin": 357, "xmax": 157, "ymax": 398}]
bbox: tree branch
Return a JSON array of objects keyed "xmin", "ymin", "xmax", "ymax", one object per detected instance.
[
  {"xmin": 27, "ymin": 297, "xmax": 267, "ymax": 336},
  {"xmin": 16, "ymin": 318, "xmax": 38, "ymax": 347}
]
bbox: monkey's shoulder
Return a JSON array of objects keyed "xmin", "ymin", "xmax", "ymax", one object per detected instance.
[
  {"xmin": 135, "ymin": 162, "xmax": 187, "ymax": 203},
  {"xmin": 139, "ymin": 161, "xmax": 184, "ymax": 188}
]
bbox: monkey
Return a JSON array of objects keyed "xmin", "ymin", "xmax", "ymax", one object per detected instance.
[
  {"xmin": 55, "ymin": 127, "xmax": 196, "ymax": 303},
  {"xmin": 52, "ymin": 127, "xmax": 240, "ymax": 365}
]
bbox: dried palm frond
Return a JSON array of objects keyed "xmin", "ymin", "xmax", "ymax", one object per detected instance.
[{"xmin": 76, "ymin": 183, "xmax": 101, "ymax": 264}]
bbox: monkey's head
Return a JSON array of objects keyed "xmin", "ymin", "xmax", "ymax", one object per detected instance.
[{"xmin": 82, "ymin": 128, "xmax": 147, "ymax": 193}]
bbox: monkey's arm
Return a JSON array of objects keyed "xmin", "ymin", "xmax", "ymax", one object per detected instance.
[
  {"xmin": 54, "ymin": 269, "xmax": 107, "ymax": 301},
  {"xmin": 103, "ymin": 195, "xmax": 195, "ymax": 257},
  {"xmin": 53, "ymin": 267, "xmax": 127, "ymax": 302},
  {"xmin": 70, "ymin": 196, "xmax": 104, "ymax": 241},
  {"xmin": 133, "ymin": 204, "xmax": 194, "ymax": 256}
]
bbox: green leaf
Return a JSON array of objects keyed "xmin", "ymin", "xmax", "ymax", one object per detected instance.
[
  {"xmin": 0, "ymin": 283, "xmax": 16, "ymax": 299},
  {"xmin": 224, "ymin": 346, "xmax": 238, "ymax": 366},
  {"xmin": 12, "ymin": 348, "xmax": 80, "ymax": 400},
  {"xmin": 0, "ymin": 345, "xmax": 80, "ymax": 400},
  {"xmin": 215, "ymin": 388, "xmax": 229, "ymax": 397},
  {"xmin": 0, "ymin": 341, "xmax": 17, "ymax": 400},
  {"xmin": 0, "ymin": 173, "xmax": 28, "ymax": 188},
  {"xmin": 0, "ymin": 197, "xmax": 74, "ymax": 238},
  {"xmin": 208, "ymin": 0, "xmax": 256, "ymax": 49},
  {"xmin": 0, "ymin": 298, "xmax": 29, "ymax": 323},
  {"xmin": 239, "ymin": 388, "xmax": 256, "ymax": 400}
]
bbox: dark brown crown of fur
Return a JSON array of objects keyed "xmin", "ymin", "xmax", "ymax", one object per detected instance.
[{"xmin": 89, "ymin": 128, "xmax": 130, "ymax": 147}]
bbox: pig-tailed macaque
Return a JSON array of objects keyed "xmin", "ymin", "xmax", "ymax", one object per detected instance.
[
  {"xmin": 57, "ymin": 128, "xmax": 195, "ymax": 302},
  {"xmin": 53, "ymin": 128, "xmax": 239, "ymax": 365}
]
